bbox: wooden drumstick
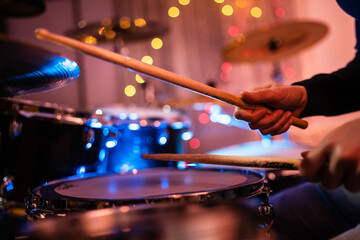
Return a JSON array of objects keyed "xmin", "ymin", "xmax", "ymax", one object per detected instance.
[
  {"xmin": 142, "ymin": 153, "xmax": 301, "ymax": 170},
  {"xmin": 35, "ymin": 28, "xmax": 308, "ymax": 129}
]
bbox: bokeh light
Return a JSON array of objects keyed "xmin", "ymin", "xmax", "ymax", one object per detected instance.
[
  {"xmin": 189, "ymin": 138, "xmax": 200, "ymax": 149},
  {"xmin": 151, "ymin": 38, "xmax": 163, "ymax": 49},
  {"xmin": 168, "ymin": 7, "xmax": 180, "ymax": 18},
  {"xmin": 198, "ymin": 113, "xmax": 210, "ymax": 124},
  {"xmin": 221, "ymin": 62, "xmax": 232, "ymax": 73},
  {"xmin": 78, "ymin": 20, "xmax": 87, "ymax": 28},
  {"xmin": 228, "ymin": 26, "xmax": 239, "ymax": 37},
  {"xmin": 119, "ymin": 16, "xmax": 131, "ymax": 29},
  {"xmin": 285, "ymin": 67, "xmax": 295, "ymax": 79},
  {"xmin": 124, "ymin": 85, "xmax": 136, "ymax": 97},
  {"xmin": 135, "ymin": 74, "xmax": 145, "ymax": 84},
  {"xmin": 104, "ymin": 30, "xmax": 116, "ymax": 39},
  {"xmin": 134, "ymin": 18, "xmax": 147, "ymax": 27},
  {"xmin": 214, "ymin": 0, "xmax": 224, "ymax": 3},
  {"xmin": 250, "ymin": 7, "xmax": 262, "ymax": 18},
  {"xmin": 179, "ymin": 0, "xmax": 190, "ymax": 5},
  {"xmin": 275, "ymin": 8, "xmax": 285, "ymax": 18},
  {"xmin": 222, "ymin": 5, "xmax": 234, "ymax": 16},
  {"xmin": 220, "ymin": 72, "xmax": 231, "ymax": 82},
  {"xmin": 83, "ymin": 36, "xmax": 97, "ymax": 45},
  {"xmin": 141, "ymin": 56, "xmax": 153, "ymax": 65}
]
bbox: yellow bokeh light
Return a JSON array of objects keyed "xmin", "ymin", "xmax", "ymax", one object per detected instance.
[
  {"xmin": 179, "ymin": 0, "xmax": 190, "ymax": 5},
  {"xmin": 236, "ymin": 0, "xmax": 247, "ymax": 8},
  {"xmin": 141, "ymin": 56, "xmax": 153, "ymax": 65},
  {"xmin": 214, "ymin": 0, "xmax": 224, "ymax": 3},
  {"xmin": 124, "ymin": 85, "xmax": 136, "ymax": 97},
  {"xmin": 134, "ymin": 18, "xmax": 147, "ymax": 27},
  {"xmin": 83, "ymin": 36, "xmax": 98, "ymax": 45},
  {"xmin": 168, "ymin": 7, "xmax": 180, "ymax": 18},
  {"xmin": 119, "ymin": 16, "xmax": 131, "ymax": 29},
  {"xmin": 151, "ymin": 38, "xmax": 163, "ymax": 49},
  {"xmin": 135, "ymin": 74, "xmax": 145, "ymax": 84},
  {"xmin": 98, "ymin": 27, "xmax": 105, "ymax": 36},
  {"xmin": 104, "ymin": 30, "xmax": 116, "ymax": 39},
  {"xmin": 251, "ymin": 7, "xmax": 262, "ymax": 18},
  {"xmin": 222, "ymin": 5, "xmax": 234, "ymax": 16}
]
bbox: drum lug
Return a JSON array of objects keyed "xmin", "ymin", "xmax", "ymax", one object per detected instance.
[
  {"xmin": 9, "ymin": 118, "xmax": 22, "ymax": 139},
  {"xmin": 0, "ymin": 175, "xmax": 15, "ymax": 205},
  {"xmin": 83, "ymin": 128, "xmax": 95, "ymax": 149}
]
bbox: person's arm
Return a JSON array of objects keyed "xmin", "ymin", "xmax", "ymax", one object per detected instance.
[
  {"xmin": 234, "ymin": 55, "xmax": 360, "ymax": 135},
  {"xmin": 293, "ymin": 54, "xmax": 360, "ymax": 118}
]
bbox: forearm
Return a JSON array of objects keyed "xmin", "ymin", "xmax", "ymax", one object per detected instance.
[{"xmin": 293, "ymin": 55, "xmax": 360, "ymax": 117}]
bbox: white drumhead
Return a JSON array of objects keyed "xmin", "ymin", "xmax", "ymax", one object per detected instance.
[{"xmin": 54, "ymin": 168, "xmax": 250, "ymax": 200}]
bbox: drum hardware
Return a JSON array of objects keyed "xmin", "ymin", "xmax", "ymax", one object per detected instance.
[
  {"xmin": 9, "ymin": 117, "xmax": 22, "ymax": 139},
  {"xmin": 0, "ymin": 175, "xmax": 14, "ymax": 203},
  {"xmin": 257, "ymin": 182, "xmax": 274, "ymax": 238}
]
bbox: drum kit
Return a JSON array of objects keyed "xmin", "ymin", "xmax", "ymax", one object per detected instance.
[{"xmin": 0, "ymin": 1, "xmax": 329, "ymax": 239}]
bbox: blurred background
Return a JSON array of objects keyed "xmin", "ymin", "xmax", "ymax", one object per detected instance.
[{"xmin": 2, "ymin": 0, "xmax": 360, "ymax": 155}]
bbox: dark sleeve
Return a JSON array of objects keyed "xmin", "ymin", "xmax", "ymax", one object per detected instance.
[{"xmin": 292, "ymin": 54, "xmax": 360, "ymax": 118}]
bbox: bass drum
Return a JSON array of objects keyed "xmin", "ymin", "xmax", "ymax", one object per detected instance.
[
  {"xmin": 26, "ymin": 167, "xmax": 268, "ymax": 219},
  {"xmin": 0, "ymin": 98, "xmax": 116, "ymax": 201},
  {"xmin": 96, "ymin": 105, "xmax": 192, "ymax": 172}
]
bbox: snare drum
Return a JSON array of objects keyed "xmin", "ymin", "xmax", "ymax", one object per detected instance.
[
  {"xmin": 26, "ymin": 167, "xmax": 266, "ymax": 220},
  {"xmin": 96, "ymin": 105, "xmax": 191, "ymax": 172},
  {"xmin": 24, "ymin": 201, "xmax": 268, "ymax": 240},
  {"xmin": 0, "ymin": 98, "xmax": 115, "ymax": 201}
]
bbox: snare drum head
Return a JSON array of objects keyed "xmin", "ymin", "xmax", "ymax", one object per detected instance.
[{"xmin": 32, "ymin": 168, "xmax": 264, "ymax": 208}]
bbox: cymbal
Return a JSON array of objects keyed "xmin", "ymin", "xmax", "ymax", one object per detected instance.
[
  {"xmin": 66, "ymin": 17, "xmax": 169, "ymax": 44},
  {"xmin": 0, "ymin": 0, "xmax": 45, "ymax": 17},
  {"xmin": 0, "ymin": 35, "xmax": 80, "ymax": 97},
  {"xmin": 223, "ymin": 21, "xmax": 328, "ymax": 62}
]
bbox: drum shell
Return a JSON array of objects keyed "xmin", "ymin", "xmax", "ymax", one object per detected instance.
[
  {"xmin": 0, "ymin": 99, "xmax": 110, "ymax": 201},
  {"xmin": 99, "ymin": 105, "xmax": 191, "ymax": 172}
]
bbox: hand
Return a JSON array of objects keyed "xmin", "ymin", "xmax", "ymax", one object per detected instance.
[
  {"xmin": 300, "ymin": 118, "xmax": 360, "ymax": 192},
  {"xmin": 234, "ymin": 84, "xmax": 307, "ymax": 135}
]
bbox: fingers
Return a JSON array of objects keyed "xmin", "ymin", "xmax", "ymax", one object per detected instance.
[
  {"xmin": 256, "ymin": 111, "xmax": 293, "ymax": 135},
  {"xmin": 234, "ymin": 108, "xmax": 293, "ymax": 135},
  {"xmin": 234, "ymin": 107, "xmax": 267, "ymax": 123},
  {"xmin": 249, "ymin": 110, "xmax": 292, "ymax": 135},
  {"xmin": 300, "ymin": 142, "xmax": 360, "ymax": 192},
  {"xmin": 299, "ymin": 141, "xmax": 329, "ymax": 183}
]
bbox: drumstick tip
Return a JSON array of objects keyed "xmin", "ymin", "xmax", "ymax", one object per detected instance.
[{"xmin": 35, "ymin": 28, "xmax": 49, "ymax": 40}]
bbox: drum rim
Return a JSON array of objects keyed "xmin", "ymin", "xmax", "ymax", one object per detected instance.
[
  {"xmin": 0, "ymin": 97, "xmax": 91, "ymax": 125},
  {"xmin": 27, "ymin": 167, "xmax": 265, "ymax": 215}
]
